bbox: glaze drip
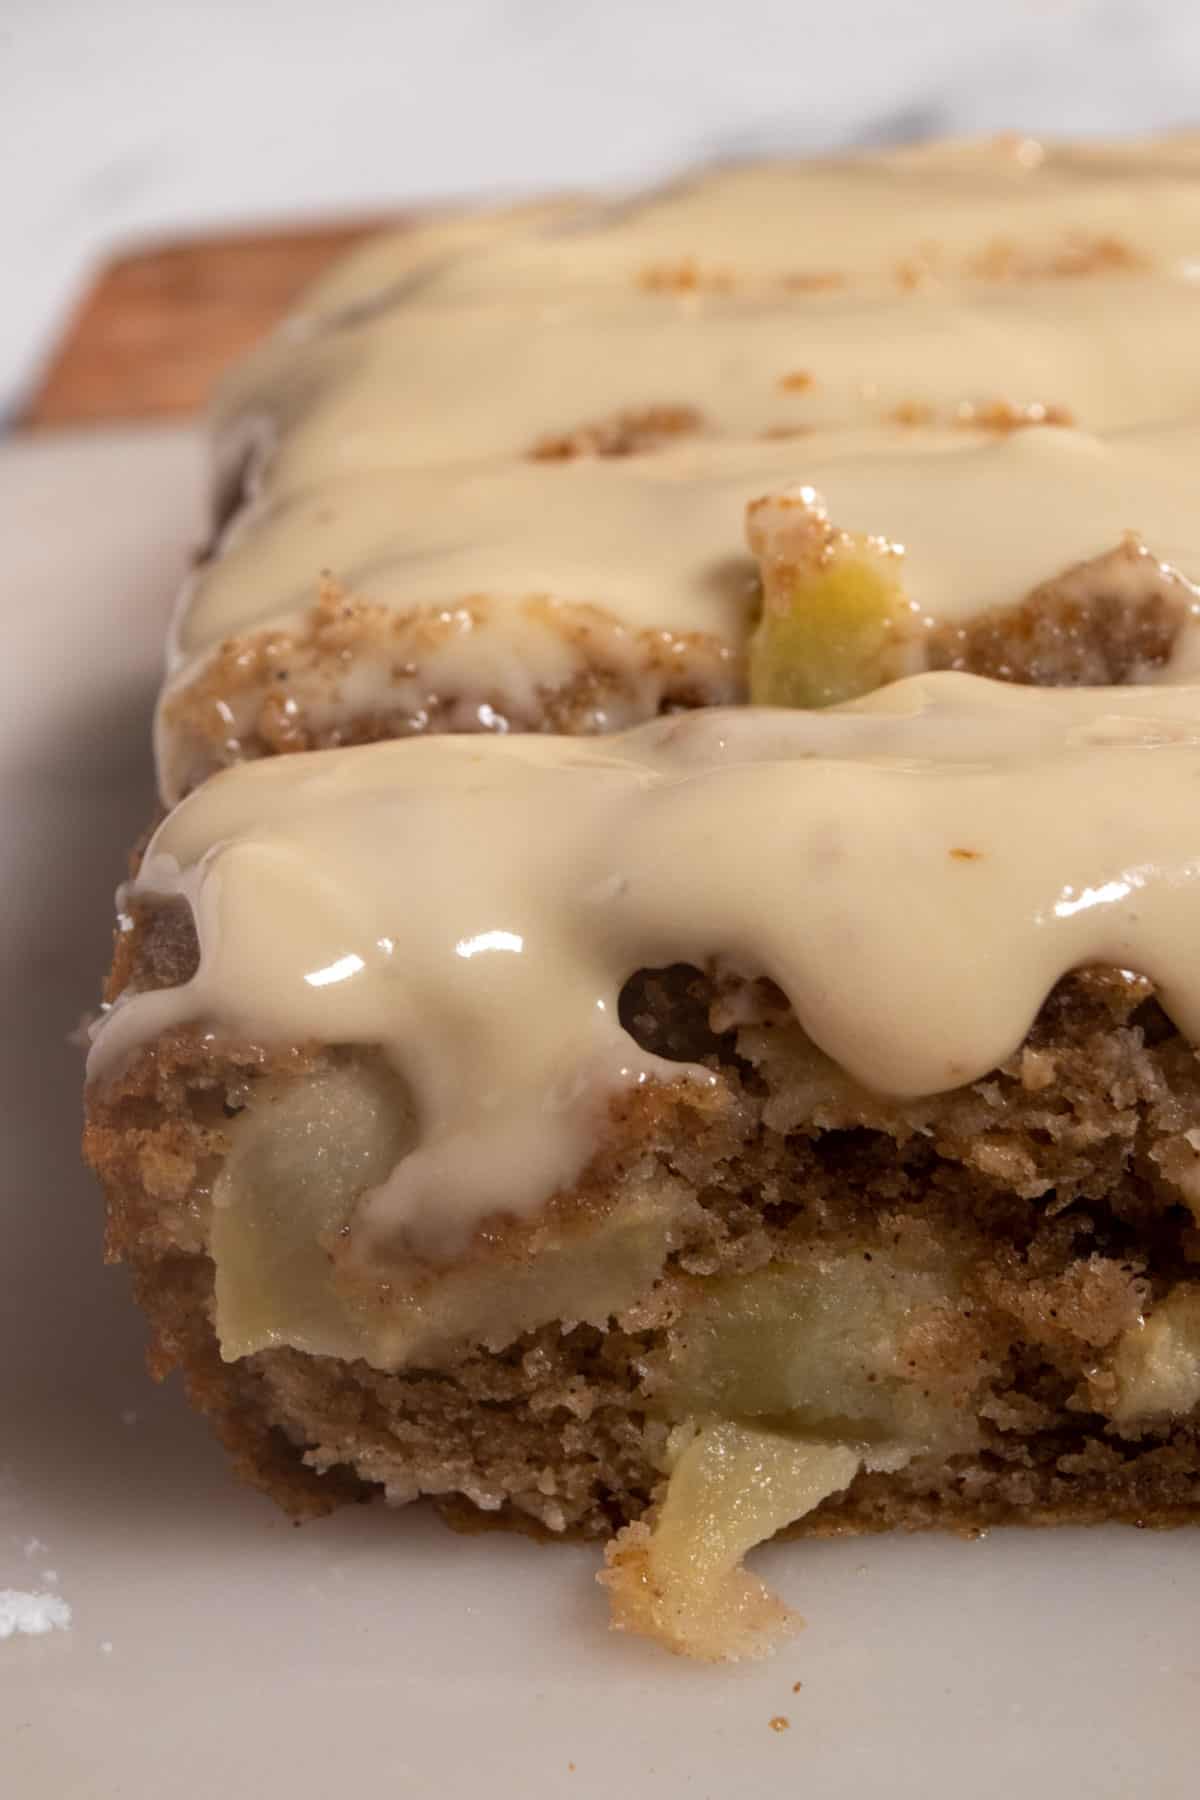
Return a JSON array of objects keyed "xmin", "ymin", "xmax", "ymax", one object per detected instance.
[{"xmin": 94, "ymin": 675, "xmax": 1200, "ymax": 1256}]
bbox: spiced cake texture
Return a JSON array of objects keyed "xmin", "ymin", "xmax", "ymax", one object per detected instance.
[
  {"xmin": 84, "ymin": 136, "xmax": 1200, "ymax": 1659},
  {"xmin": 85, "ymin": 670, "xmax": 1200, "ymax": 1663},
  {"xmin": 87, "ymin": 939, "xmax": 1200, "ymax": 1540}
]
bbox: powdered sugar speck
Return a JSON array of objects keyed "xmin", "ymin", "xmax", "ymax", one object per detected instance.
[{"xmin": 0, "ymin": 1589, "xmax": 72, "ymax": 1639}]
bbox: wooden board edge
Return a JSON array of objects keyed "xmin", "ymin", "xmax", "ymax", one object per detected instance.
[{"xmin": 18, "ymin": 218, "xmax": 388, "ymax": 430}]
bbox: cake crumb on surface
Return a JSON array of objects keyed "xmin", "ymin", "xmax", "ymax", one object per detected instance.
[
  {"xmin": 769, "ymin": 1715, "xmax": 791, "ymax": 1733},
  {"xmin": 0, "ymin": 1590, "xmax": 72, "ymax": 1640}
]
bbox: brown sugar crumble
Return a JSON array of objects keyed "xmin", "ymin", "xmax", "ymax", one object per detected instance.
[
  {"xmin": 531, "ymin": 405, "xmax": 704, "ymax": 461},
  {"xmin": 891, "ymin": 398, "xmax": 1075, "ymax": 432},
  {"xmin": 957, "ymin": 399, "xmax": 1076, "ymax": 432},
  {"xmin": 968, "ymin": 233, "xmax": 1147, "ymax": 281},
  {"xmin": 894, "ymin": 258, "xmax": 929, "ymax": 292},
  {"xmin": 637, "ymin": 262, "xmax": 849, "ymax": 294},
  {"xmin": 927, "ymin": 539, "xmax": 1190, "ymax": 688},
  {"xmin": 894, "ymin": 233, "xmax": 1146, "ymax": 289},
  {"xmin": 638, "ymin": 260, "xmax": 735, "ymax": 294},
  {"xmin": 769, "ymin": 1716, "xmax": 791, "ymax": 1733},
  {"xmin": 160, "ymin": 578, "xmax": 742, "ymax": 796}
]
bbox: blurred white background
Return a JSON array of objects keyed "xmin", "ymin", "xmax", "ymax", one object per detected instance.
[{"xmin": 3, "ymin": 0, "xmax": 1199, "ymax": 416}]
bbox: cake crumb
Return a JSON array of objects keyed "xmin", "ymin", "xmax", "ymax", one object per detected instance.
[
  {"xmin": 637, "ymin": 259, "xmax": 734, "ymax": 293},
  {"xmin": 782, "ymin": 270, "xmax": 844, "ymax": 292},
  {"xmin": 792, "ymin": 1680, "xmax": 803, "ymax": 1693},
  {"xmin": 950, "ymin": 847, "xmax": 982, "ymax": 862},
  {"xmin": 769, "ymin": 1715, "xmax": 790, "ymax": 1733},
  {"xmin": 960, "ymin": 398, "xmax": 1074, "ymax": 432},
  {"xmin": 0, "ymin": 1590, "xmax": 72, "ymax": 1640}
]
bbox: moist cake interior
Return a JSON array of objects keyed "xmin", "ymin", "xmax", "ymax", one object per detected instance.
[{"xmin": 84, "ymin": 136, "xmax": 1200, "ymax": 1660}]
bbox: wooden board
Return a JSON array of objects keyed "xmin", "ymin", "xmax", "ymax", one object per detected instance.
[{"xmin": 20, "ymin": 219, "xmax": 388, "ymax": 429}]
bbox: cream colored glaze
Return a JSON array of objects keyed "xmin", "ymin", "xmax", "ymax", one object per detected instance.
[
  {"xmin": 159, "ymin": 423, "xmax": 1200, "ymax": 796},
  {"xmin": 176, "ymin": 429, "xmax": 955, "ymax": 660},
  {"xmin": 279, "ymin": 196, "xmax": 581, "ymax": 329},
  {"xmin": 177, "ymin": 425, "xmax": 1200, "ymax": 657},
  {"xmin": 289, "ymin": 135, "xmax": 1200, "ymax": 317},
  {"xmin": 91, "ymin": 674, "xmax": 1200, "ymax": 1260},
  {"xmin": 215, "ymin": 277, "xmax": 1200, "ymax": 498},
  {"xmin": 159, "ymin": 137, "xmax": 1200, "ymax": 809}
]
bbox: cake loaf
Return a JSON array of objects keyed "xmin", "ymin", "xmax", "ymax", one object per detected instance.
[
  {"xmin": 160, "ymin": 136, "xmax": 1200, "ymax": 800},
  {"xmin": 86, "ymin": 135, "xmax": 1200, "ymax": 1661}
]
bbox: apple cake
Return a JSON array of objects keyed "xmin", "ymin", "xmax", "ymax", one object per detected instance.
[{"xmin": 86, "ymin": 134, "xmax": 1200, "ymax": 1660}]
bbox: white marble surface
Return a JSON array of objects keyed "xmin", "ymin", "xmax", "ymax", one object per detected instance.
[{"xmin": 4, "ymin": 0, "xmax": 1200, "ymax": 417}]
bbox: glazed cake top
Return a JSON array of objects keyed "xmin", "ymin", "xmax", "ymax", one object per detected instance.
[
  {"xmin": 159, "ymin": 134, "xmax": 1200, "ymax": 796},
  {"xmin": 98, "ymin": 137, "xmax": 1200, "ymax": 1263},
  {"xmin": 93, "ymin": 676, "xmax": 1200, "ymax": 1255}
]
